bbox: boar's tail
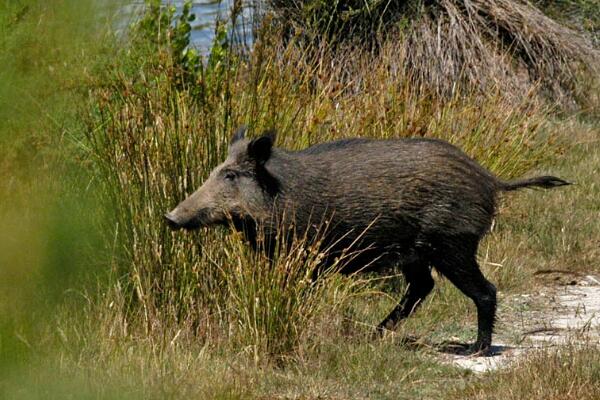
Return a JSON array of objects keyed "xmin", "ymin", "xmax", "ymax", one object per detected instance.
[{"xmin": 500, "ymin": 176, "xmax": 571, "ymax": 192}]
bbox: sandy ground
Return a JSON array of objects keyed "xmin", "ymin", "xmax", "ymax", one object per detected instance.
[{"xmin": 442, "ymin": 274, "xmax": 600, "ymax": 373}]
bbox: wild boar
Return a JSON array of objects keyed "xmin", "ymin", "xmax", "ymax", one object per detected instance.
[{"xmin": 165, "ymin": 126, "xmax": 570, "ymax": 355}]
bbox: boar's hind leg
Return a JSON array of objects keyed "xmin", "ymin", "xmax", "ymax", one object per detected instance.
[
  {"xmin": 377, "ymin": 261, "xmax": 434, "ymax": 333},
  {"xmin": 432, "ymin": 235, "xmax": 497, "ymax": 355}
]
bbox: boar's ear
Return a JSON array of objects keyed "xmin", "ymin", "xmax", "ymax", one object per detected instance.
[
  {"xmin": 231, "ymin": 125, "xmax": 247, "ymax": 143},
  {"xmin": 248, "ymin": 131, "xmax": 275, "ymax": 165}
]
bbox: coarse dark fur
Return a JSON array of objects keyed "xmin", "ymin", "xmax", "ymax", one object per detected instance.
[{"xmin": 165, "ymin": 126, "xmax": 570, "ymax": 355}]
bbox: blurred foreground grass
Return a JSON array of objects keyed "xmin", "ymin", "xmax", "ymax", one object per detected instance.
[
  {"xmin": 0, "ymin": 0, "xmax": 110, "ymax": 378},
  {"xmin": 1, "ymin": 1, "xmax": 599, "ymax": 399}
]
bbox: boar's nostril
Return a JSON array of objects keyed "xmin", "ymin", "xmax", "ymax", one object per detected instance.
[{"xmin": 164, "ymin": 212, "xmax": 182, "ymax": 230}]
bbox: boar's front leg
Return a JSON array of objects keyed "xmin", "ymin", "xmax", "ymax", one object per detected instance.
[{"xmin": 377, "ymin": 261, "xmax": 435, "ymax": 333}]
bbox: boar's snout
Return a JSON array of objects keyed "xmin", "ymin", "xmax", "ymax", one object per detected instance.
[
  {"xmin": 164, "ymin": 212, "xmax": 183, "ymax": 230},
  {"xmin": 164, "ymin": 207, "xmax": 203, "ymax": 231}
]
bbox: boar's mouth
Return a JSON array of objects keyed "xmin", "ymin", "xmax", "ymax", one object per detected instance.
[{"xmin": 164, "ymin": 212, "xmax": 197, "ymax": 230}]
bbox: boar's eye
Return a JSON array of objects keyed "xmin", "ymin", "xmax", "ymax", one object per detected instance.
[{"xmin": 224, "ymin": 170, "xmax": 237, "ymax": 182}]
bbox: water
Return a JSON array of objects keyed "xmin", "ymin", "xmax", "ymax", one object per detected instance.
[
  {"xmin": 187, "ymin": 1, "xmax": 254, "ymax": 52},
  {"xmin": 175, "ymin": 1, "xmax": 258, "ymax": 55},
  {"xmin": 120, "ymin": 1, "xmax": 255, "ymax": 53}
]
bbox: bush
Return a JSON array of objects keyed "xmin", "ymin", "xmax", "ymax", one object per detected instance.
[{"xmin": 267, "ymin": 0, "xmax": 599, "ymax": 106}]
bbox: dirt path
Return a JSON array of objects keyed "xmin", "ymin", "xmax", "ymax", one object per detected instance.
[{"xmin": 442, "ymin": 274, "xmax": 600, "ymax": 373}]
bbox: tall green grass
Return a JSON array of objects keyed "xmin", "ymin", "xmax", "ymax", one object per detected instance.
[{"xmin": 78, "ymin": 0, "xmax": 564, "ymax": 364}]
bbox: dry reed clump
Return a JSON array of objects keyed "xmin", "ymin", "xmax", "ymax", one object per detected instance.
[{"xmin": 267, "ymin": 0, "xmax": 599, "ymax": 106}]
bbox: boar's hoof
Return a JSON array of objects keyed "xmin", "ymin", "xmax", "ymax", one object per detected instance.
[{"xmin": 468, "ymin": 341, "xmax": 494, "ymax": 357}]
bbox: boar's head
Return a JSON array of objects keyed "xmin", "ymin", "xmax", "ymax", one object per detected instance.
[{"xmin": 165, "ymin": 126, "xmax": 278, "ymax": 230}]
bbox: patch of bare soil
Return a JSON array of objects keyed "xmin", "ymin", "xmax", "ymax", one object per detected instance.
[{"xmin": 442, "ymin": 274, "xmax": 600, "ymax": 373}]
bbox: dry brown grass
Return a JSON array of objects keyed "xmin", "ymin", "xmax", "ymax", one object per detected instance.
[
  {"xmin": 449, "ymin": 345, "xmax": 600, "ymax": 400},
  {"xmin": 268, "ymin": 0, "xmax": 599, "ymax": 107}
]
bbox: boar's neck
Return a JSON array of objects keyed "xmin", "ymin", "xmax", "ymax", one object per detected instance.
[
  {"xmin": 265, "ymin": 149, "xmax": 335, "ymax": 232},
  {"xmin": 268, "ymin": 148, "xmax": 333, "ymax": 199}
]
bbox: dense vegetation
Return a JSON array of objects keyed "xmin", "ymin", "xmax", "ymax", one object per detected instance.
[
  {"xmin": 268, "ymin": 0, "xmax": 598, "ymax": 106},
  {"xmin": 1, "ymin": 1, "xmax": 598, "ymax": 398}
]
